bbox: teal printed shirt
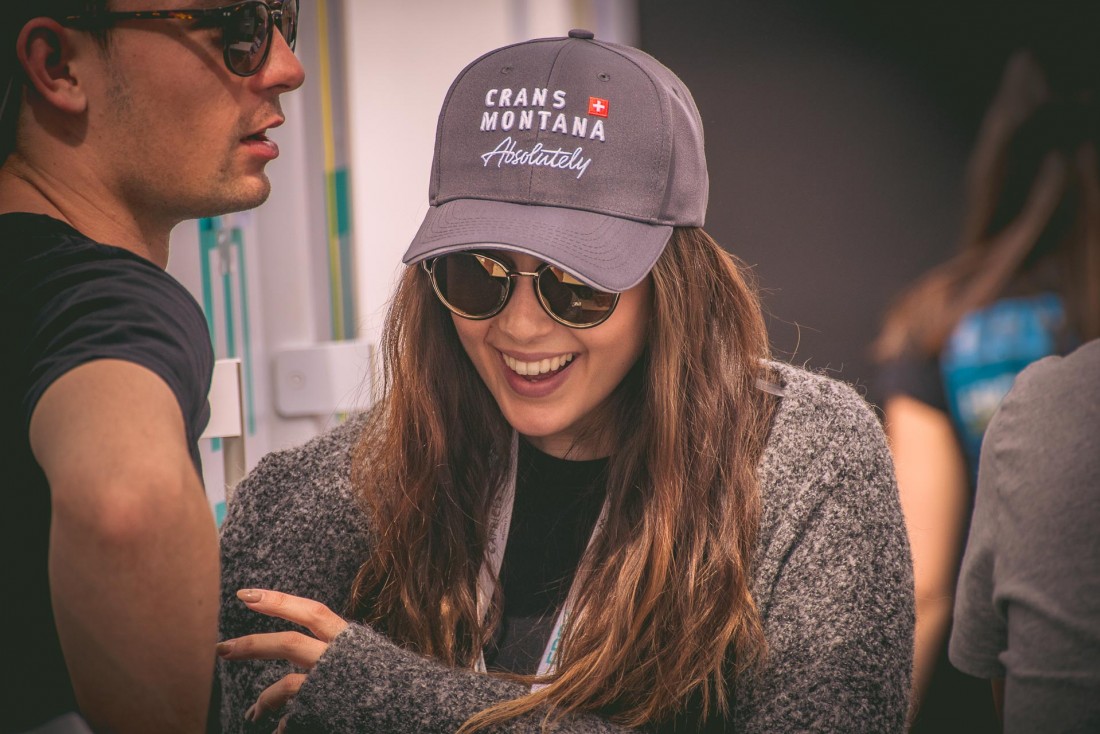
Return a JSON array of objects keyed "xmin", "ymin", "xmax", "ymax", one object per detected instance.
[{"xmin": 940, "ymin": 293, "xmax": 1069, "ymax": 481}]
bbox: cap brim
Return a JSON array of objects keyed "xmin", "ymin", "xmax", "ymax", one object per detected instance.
[{"xmin": 402, "ymin": 199, "xmax": 672, "ymax": 292}]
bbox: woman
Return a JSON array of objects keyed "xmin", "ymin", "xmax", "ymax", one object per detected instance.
[
  {"xmin": 875, "ymin": 46, "xmax": 1100, "ymax": 731},
  {"xmin": 217, "ymin": 31, "xmax": 913, "ymax": 732}
]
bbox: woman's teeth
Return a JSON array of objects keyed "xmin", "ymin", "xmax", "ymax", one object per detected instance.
[{"xmin": 503, "ymin": 353, "xmax": 574, "ymax": 376}]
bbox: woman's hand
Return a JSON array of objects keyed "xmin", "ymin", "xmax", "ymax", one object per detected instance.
[{"xmin": 217, "ymin": 588, "xmax": 349, "ymax": 727}]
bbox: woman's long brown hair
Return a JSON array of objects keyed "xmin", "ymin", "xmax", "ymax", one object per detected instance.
[{"xmin": 348, "ymin": 227, "xmax": 777, "ymax": 729}]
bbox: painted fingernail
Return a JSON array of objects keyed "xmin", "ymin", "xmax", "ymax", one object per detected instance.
[
  {"xmin": 238, "ymin": 589, "xmax": 263, "ymax": 603},
  {"xmin": 216, "ymin": 641, "xmax": 234, "ymax": 657}
]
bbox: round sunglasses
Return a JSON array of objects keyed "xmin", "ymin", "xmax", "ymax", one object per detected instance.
[
  {"xmin": 62, "ymin": 0, "xmax": 298, "ymax": 77},
  {"xmin": 422, "ymin": 252, "xmax": 621, "ymax": 329}
]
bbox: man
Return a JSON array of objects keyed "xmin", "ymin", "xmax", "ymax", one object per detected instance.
[
  {"xmin": 0, "ymin": 2, "xmax": 304, "ymax": 731},
  {"xmin": 951, "ymin": 337, "xmax": 1100, "ymax": 732}
]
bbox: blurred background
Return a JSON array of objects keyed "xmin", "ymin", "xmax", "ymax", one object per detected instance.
[
  {"xmin": 640, "ymin": 0, "xmax": 1097, "ymax": 406},
  {"xmin": 168, "ymin": 0, "xmax": 1096, "ymax": 511}
]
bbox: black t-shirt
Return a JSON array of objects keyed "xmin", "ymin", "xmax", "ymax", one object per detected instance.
[
  {"xmin": 876, "ymin": 350, "xmax": 949, "ymax": 414},
  {"xmin": 0, "ymin": 213, "xmax": 213, "ymax": 731},
  {"xmin": 482, "ymin": 441, "xmax": 733, "ymax": 733},
  {"xmin": 483, "ymin": 438, "xmax": 608, "ymax": 676}
]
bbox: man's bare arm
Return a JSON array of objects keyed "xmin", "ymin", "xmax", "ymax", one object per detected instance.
[{"xmin": 31, "ymin": 359, "xmax": 219, "ymax": 733}]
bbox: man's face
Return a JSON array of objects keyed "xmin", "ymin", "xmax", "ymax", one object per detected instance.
[{"xmin": 81, "ymin": 1, "xmax": 305, "ymax": 223}]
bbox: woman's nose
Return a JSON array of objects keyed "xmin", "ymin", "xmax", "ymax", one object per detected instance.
[{"xmin": 494, "ymin": 276, "xmax": 555, "ymax": 342}]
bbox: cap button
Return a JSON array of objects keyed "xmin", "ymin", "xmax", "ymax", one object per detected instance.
[{"xmin": 568, "ymin": 29, "xmax": 595, "ymax": 40}]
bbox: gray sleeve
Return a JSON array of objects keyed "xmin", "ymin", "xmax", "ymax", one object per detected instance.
[
  {"xmin": 951, "ymin": 343, "xmax": 1100, "ymax": 732},
  {"xmin": 739, "ymin": 384, "xmax": 915, "ymax": 733},
  {"xmin": 947, "ymin": 424, "xmax": 1005, "ymax": 680},
  {"xmin": 217, "ymin": 421, "xmax": 632, "ymax": 734},
  {"xmin": 286, "ymin": 624, "xmax": 632, "ymax": 733}
]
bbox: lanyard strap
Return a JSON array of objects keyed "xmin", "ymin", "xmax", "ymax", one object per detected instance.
[{"xmin": 475, "ymin": 435, "xmax": 609, "ymax": 689}]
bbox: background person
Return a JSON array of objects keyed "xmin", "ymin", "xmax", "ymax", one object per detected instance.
[
  {"xmin": 951, "ymin": 337, "xmax": 1100, "ymax": 732},
  {"xmin": 215, "ymin": 31, "xmax": 914, "ymax": 733},
  {"xmin": 0, "ymin": 2, "xmax": 303, "ymax": 731},
  {"xmin": 873, "ymin": 43, "xmax": 1100, "ymax": 731}
]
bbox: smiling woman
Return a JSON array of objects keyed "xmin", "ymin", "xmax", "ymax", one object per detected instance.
[{"xmin": 216, "ymin": 30, "xmax": 914, "ymax": 733}]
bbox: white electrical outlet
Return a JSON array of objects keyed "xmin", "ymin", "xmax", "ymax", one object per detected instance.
[{"xmin": 273, "ymin": 341, "xmax": 376, "ymax": 418}]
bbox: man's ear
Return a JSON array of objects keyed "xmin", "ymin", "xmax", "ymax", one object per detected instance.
[{"xmin": 17, "ymin": 18, "xmax": 90, "ymax": 115}]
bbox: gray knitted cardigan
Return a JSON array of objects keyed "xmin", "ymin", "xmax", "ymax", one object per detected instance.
[{"xmin": 218, "ymin": 362, "xmax": 914, "ymax": 733}]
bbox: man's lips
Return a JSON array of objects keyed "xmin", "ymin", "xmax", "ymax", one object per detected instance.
[
  {"xmin": 241, "ymin": 116, "xmax": 285, "ymax": 142},
  {"xmin": 240, "ymin": 115, "xmax": 283, "ymax": 159},
  {"xmin": 240, "ymin": 132, "xmax": 279, "ymax": 160}
]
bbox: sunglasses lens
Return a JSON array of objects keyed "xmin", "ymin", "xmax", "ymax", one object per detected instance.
[
  {"xmin": 538, "ymin": 267, "xmax": 618, "ymax": 326},
  {"xmin": 432, "ymin": 253, "xmax": 510, "ymax": 317},
  {"xmin": 225, "ymin": 2, "xmax": 272, "ymax": 75},
  {"xmin": 280, "ymin": 0, "xmax": 298, "ymax": 51}
]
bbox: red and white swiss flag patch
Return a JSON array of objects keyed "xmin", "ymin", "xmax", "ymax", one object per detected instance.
[{"xmin": 588, "ymin": 96, "xmax": 609, "ymax": 117}]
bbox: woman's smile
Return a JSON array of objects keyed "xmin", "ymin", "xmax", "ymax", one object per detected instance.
[{"xmin": 501, "ymin": 351, "xmax": 576, "ymax": 377}]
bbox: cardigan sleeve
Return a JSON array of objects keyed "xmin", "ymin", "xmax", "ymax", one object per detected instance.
[
  {"xmin": 217, "ymin": 419, "xmax": 633, "ymax": 734},
  {"xmin": 286, "ymin": 624, "xmax": 632, "ymax": 733},
  {"xmin": 737, "ymin": 374, "xmax": 915, "ymax": 733}
]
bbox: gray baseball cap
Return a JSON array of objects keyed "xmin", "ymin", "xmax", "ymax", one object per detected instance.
[{"xmin": 402, "ymin": 29, "xmax": 708, "ymax": 292}]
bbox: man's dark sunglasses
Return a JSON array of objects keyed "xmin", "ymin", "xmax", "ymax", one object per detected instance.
[{"xmin": 61, "ymin": 0, "xmax": 298, "ymax": 77}]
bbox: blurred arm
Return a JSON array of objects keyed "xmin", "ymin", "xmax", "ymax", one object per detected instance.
[
  {"xmin": 884, "ymin": 395, "xmax": 969, "ymax": 717},
  {"xmin": 30, "ymin": 359, "xmax": 219, "ymax": 733}
]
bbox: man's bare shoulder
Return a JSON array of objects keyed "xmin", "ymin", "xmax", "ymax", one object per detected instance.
[{"xmin": 30, "ymin": 359, "xmax": 193, "ymax": 488}]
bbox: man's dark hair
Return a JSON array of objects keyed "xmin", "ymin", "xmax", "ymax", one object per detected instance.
[{"xmin": 0, "ymin": 1, "xmax": 110, "ymax": 164}]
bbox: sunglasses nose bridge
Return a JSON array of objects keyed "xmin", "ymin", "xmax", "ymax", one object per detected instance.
[
  {"xmin": 501, "ymin": 270, "xmax": 536, "ymax": 306},
  {"xmin": 491, "ymin": 271, "xmax": 561, "ymax": 338},
  {"xmin": 505, "ymin": 269, "xmax": 546, "ymax": 308}
]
